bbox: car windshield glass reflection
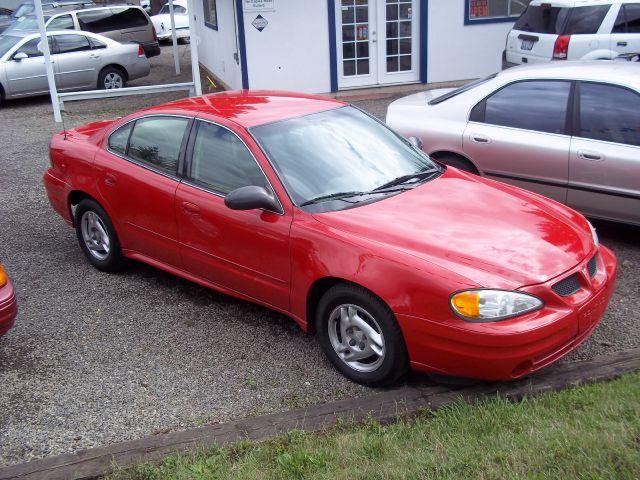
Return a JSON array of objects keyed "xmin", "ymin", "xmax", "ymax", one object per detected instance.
[
  {"xmin": 251, "ymin": 106, "xmax": 439, "ymax": 208},
  {"xmin": 0, "ymin": 35, "xmax": 21, "ymax": 57}
]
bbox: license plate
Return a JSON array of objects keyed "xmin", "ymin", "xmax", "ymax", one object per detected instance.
[{"xmin": 521, "ymin": 40, "xmax": 535, "ymax": 51}]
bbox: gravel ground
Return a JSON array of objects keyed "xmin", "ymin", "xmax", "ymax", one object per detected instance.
[{"xmin": 0, "ymin": 45, "xmax": 639, "ymax": 467}]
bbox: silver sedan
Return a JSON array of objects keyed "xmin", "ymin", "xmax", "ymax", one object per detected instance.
[
  {"xmin": 387, "ymin": 62, "xmax": 640, "ymax": 227},
  {"xmin": 0, "ymin": 30, "xmax": 150, "ymax": 101}
]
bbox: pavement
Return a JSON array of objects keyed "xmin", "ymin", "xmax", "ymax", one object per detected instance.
[{"xmin": 0, "ymin": 44, "xmax": 638, "ymax": 467}]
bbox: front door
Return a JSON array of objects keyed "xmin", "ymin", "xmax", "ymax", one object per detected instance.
[{"xmin": 336, "ymin": 0, "xmax": 420, "ymax": 89}]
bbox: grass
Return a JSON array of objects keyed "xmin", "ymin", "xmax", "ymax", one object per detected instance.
[{"xmin": 107, "ymin": 373, "xmax": 640, "ymax": 480}]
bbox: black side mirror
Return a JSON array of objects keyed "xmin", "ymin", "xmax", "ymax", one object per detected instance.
[
  {"xmin": 408, "ymin": 136, "xmax": 423, "ymax": 150},
  {"xmin": 224, "ymin": 186, "xmax": 280, "ymax": 213}
]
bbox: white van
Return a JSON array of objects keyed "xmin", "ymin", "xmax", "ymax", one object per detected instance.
[{"xmin": 503, "ymin": 0, "xmax": 640, "ymax": 67}]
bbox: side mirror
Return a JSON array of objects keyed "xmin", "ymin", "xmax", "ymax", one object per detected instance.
[
  {"xmin": 224, "ymin": 186, "xmax": 280, "ymax": 213},
  {"xmin": 408, "ymin": 136, "xmax": 423, "ymax": 150},
  {"xmin": 13, "ymin": 52, "xmax": 28, "ymax": 61}
]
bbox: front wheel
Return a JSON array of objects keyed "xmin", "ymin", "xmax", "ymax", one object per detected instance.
[
  {"xmin": 316, "ymin": 284, "xmax": 409, "ymax": 387},
  {"xmin": 98, "ymin": 66, "xmax": 126, "ymax": 90},
  {"xmin": 75, "ymin": 199, "xmax": 125, "ymax": 272}
]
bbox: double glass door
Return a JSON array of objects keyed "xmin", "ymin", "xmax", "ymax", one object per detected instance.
[{"xmin": 337, "ymin": 0, "xmax": 420, "ymax": 88}]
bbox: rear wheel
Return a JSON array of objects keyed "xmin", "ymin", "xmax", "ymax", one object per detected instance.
[
  {"xmin": 316, "ymin": 284, "xmax": 409, "ymax": 387},
  {"xmin": 75, "ymin": 199, "xmax": 125, "ymax": 272},
  {"xmin": 434, "ymin": 154, "xmax": 478, "ymax": 174},
  {"xmin": 98, "ymin": 66, "xmax": 126, "ymax": 90}
]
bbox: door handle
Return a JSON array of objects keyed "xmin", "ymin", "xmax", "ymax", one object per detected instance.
[
  {"xmin": 471, "ymin": 134, "xmax": 490, "ymax": 144},
  {"xmin": 618, "ymin": 41, "xmax": 628, "ymax": 47},
  {"xmin": 89, "ymin": 54, "xmax": 100, "ymax": 58},
  {"xmin": 578, "ymin": 150, "xmax": 603, "ymax": 161},
  {"xmin": 182, "ymin": 201, "xmax": 200, "ymax": 214},
  {"xmin": 104, "ymin": 173, "xmax": 117, "ymax": 187}
]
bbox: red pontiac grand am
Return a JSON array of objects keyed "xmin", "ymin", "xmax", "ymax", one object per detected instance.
[
  {"xmin": 43, "ymin": 91, "xmax": 617, "ymax": 386},
  {"xmin": 0, "ymin": 263, "xmax": 17, "ymax": 338}
]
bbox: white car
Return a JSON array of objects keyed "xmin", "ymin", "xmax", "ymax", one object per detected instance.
[
  {"xmin": 151, "ymin": 0, "xmax": 189, "ymax": 42},
  {"xmin": 504, "ymin": 0, "xmax": 640, "ymax": 68}
]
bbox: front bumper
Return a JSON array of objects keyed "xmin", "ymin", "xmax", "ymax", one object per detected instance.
[
  {"xmin": 0, "ymin": 279, "xmax": 17, "ymax": 337},
  {"xmin": 398, "ymin": 246, "xmax": 618, "ymax": 381}
]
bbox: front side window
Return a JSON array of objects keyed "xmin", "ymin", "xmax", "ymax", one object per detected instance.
[
  {"xmin": 47, "ymin": 14, "xmax": 75, "ymax": 30},
  {"xmin": 578, "ymin": 83, "xmax": 640, "ymax": 147},
  {"xmin": 203, "ymin": 0, "xmax": 217, "ymax": 29},
  {"xmin": 15, "ymin": 37, "xmax": 53, "ymax": 57},
  {"xmin": 54, "ymin": 34, "xmax": 91, "ymax": 54},
  {"xmin": 613, "ymin": 4, "xmax": 640, "ymax": 33},
  {"xmin": 250, "ymin": 106, "xmax": 439, "ymax": 207},
  {"xmin": 477, "ymin": 81, "xmax": 571, "ymax": 135},
  {"xmin": 0, "ymin": 35, "xmax": 23, "ymax": 58},
  {"xmin": 563, "ymin": 5, "xmax": 610, "ymax": 34},
  {"xmin": 467, "ymin": 0, "xmax": 532, "ymax": 22},
  {"xmin": 127, "ymin": 116, "xmax": 189, "ymax": 174},
  {"xmin": 189, "ymin": 121, "xmax": 268, "ymax": 195}
]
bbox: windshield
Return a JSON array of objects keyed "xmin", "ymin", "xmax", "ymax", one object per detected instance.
[
  {"xmin": 12, "ymin": 3, "xmax": 34, "ymax": 18},
  {"xmin": 429, "ymin": 74, "xmax": 497, "ymax": 106},
  {"xmin": 0, "ymin": 35, "xmax": 21, "ymax": 57},
  {"xmin": 6, "ymin": 15, "xmax": 43, "ymax": 32},
  {"xmin": 514, "ymin": 6, "xmax": 569, "ymax": 34},
  {"xmin": 250, "ymin": 106, "xmax": 439, "ymax": 208}
]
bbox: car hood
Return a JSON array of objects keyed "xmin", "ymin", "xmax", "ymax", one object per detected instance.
[{"xmin": 312, "ymin": 168, "xmax": 593, "ymax": 289}]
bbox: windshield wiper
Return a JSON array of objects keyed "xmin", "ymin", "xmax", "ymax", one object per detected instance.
[
  {"xmin": 299, "ymin": 191, "xmax": 368, "ymax": 207},
  {"xmin": 372, "ymin": 169, "xmax": 440, "ymax": 191}
]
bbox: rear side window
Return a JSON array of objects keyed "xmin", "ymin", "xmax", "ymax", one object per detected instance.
[
  {"xmin": 54, "ymin": 34, "xmax": 91, "ymax": 53},
  {"xmin": 613, "ymin": 4, "xmax": 640, "ymax": 33},
  {"xmin": 77, "ymin": 10, "xmax": 116, "ymax": 33},
  {"xmin": 110, "ymin": 7, "xmax": 149, "ymax": 29},
  {"xmin": 127, "ymin": 117, "xmax": 189, "ymax": 174},
  {"xmin": 578, "ymin": 83, "xmax": 640, "ymax": 146},
  {"xmin": 564, "ymin": 5, "xmax": 610, "ymax": 34},
  {"xmin": 513, "ymin": 6, "xmax": 569, "ymax": 34},
  {"xmin": 108, "ymin": 123, "xmax": 132, "ymax": 155},
  {"xmin": 475, "ymin": 81, "xmax": 572, "ymax": 135},
  {"xmin": 189, "ymin": 121, "xmax": 268, "ymax": 195},
  {"xmin": 47, "ymin": 14, "xmax": 74, "ymax": 30}
]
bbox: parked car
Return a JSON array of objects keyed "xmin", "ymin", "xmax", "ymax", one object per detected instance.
[
  {"xmin": 0, "ymin": 30, "xmax": 150, "ymax": 101},
  {"xmin": 0, "ymin": 263, "xmax": 17, "ymax": 338},
  {"xmin": 6, "ymin": 5, "xmax": 160, "ymax": 57},
  {"xmin": 43, "ymin": 92, "xmax": 617, "ymax": 386},
  {"xmin": 0, "ymin": 8, "xmax": 14, "ymax": 20},
  {"xmin": 386, "ymin": 62, "xmax": 640, "ymax": 227},
  {"xmin": 0, "ymin": 1, "xmax": 94, "ymax": 34},
  {"xmin": 503, "ymin": 0, "xmax": 640, "ymax": 68},
  {"xmin": 151, "ymin": 0, "xmax": 189, "ymax": 42}
]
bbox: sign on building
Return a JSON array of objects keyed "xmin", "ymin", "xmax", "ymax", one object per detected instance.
[{"xmin": 243, "ymin": 0, "xmax": 275, "ymax": 12}]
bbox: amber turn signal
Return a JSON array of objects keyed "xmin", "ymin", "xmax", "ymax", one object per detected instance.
[{"xmin": 0, "ymin": 264, "xmax": 7, "ymax": 288}]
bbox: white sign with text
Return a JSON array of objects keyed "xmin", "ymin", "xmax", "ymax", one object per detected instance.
[{"xmin": 243, "ymin": 0, "xmax": 275, "ymax": 12}]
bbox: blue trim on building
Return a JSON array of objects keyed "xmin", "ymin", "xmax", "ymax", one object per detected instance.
[
  {"xmin": 327, "ymin": 0, "xmax": 338, "ymax": 92},
  {"xmin": 235, "ymin": 0, "xmax": 249, "ymax": 89},
  {"xmin": 420, "ymin": 0, "xmax": 428, "ymax": 83},
  {"xmin": 464, "ymin": 0, "xmax": 520, "ymax": 25},
  {"xmin": 204, "ymin": 0, "xmax": 219, "ymax": 31}
]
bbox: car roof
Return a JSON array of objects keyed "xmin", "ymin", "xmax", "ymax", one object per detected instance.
[
  {"xmin": 529, "ymin": 0, "xmax": 626, "ymax": 6},
  {"xmin": 496, "ymin": 61, "xmax": 640, "ymax": 89},
  {"xmin": 149, "ymin": 91, "xmax": 348, "ymax": 128}
]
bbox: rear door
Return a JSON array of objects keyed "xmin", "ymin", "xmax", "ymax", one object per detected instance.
[
  {"xmin": 611, "ymin": 3, "xmax": 640, "ymax": 57},
  {"xmin": 463, "ymin": 79, "xmax": 573, "ymax": 203},
  {"xmin": 568, "ymin": 81, "xmax": 640, "ymax": 225},
  {"xmin": 51, "ymin": 33, "xmax": 98, "ymax": 90}
]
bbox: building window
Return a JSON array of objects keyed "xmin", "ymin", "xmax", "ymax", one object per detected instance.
[
  {"xmin": 466, "ymin": 0, "xmax": 531, "ymax": 24},
  {"xmin": 203, "ymin": 0, "xmax": 218, "ymax": 30}
]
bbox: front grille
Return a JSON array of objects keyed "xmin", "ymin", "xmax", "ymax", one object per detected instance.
[
  {"xmin": 587, "ymin": 254, "xmax": 598, "ymax": 278},
  {"xmin": 552, "ymin": 274, "xmax": 581, "ymax": 297}
]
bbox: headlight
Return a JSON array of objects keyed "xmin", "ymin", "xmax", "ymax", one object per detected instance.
[
  {"xmin": 450, "ymin": 290, "xmax": 543, "ymax": 322},
  {"xmin": 588, "ymin": 221, "xmax": 599, "ymax": 248}
]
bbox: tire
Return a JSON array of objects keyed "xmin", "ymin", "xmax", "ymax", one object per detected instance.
[
  {"xmin": 316, "ymin": 284, "xmax": 409, "ymax": 387},
  {"xmin": 435, "ymin": 154, "xmax": 478, "ymax": 174},
  {"xmin": 75, "ymin": 199, "xmax": 125, "ymax": 272},
  {"xmin": 98, "ymin": 66, "xmax": 126, "ymax": 90}
]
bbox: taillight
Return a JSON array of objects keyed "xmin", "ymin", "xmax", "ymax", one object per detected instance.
[
  {"xmin": 553, "ymin": 35, "xmax": 570, "ymax": 60},
  {"xmin": 137, "ymin": 44, "xmax": 145, "ymax": 57}
]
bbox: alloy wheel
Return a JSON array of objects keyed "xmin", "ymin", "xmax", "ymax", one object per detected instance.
[
  {"xmin": 103, "ymin": 72, "xmax": 123, "ymax": 89},
  {"xmin": 80, "ymin": 211, "xmax": 111, "ymax": 261}
]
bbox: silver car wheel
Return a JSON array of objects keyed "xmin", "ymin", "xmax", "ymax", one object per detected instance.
[
  {"xmin": 80, "ymin": 211, "xmax": 111, "ymax": 261},
  {"xmin": 103, "ymin": 72, "xmax": 123, "ymax": 89},
  {"xmin": 328, "ymin": 304, "xmax": 385, "ymax": 373}
]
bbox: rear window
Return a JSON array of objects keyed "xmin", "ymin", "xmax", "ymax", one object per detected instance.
[
  {"xmin": 514, "ymin": 6, "xmax": 568, "ymax": 34},
  {"xmin": 78, "ymin": 7, "xmax": 147, "ymax": 33},
  {"xmin": 514, "ymin": 5, "xmax": 610, "ymax": 35}
]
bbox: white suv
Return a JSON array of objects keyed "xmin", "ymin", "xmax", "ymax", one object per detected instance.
[{"xmin": 503, "ymin": 0, "xmax": 640, "ymax": 67}]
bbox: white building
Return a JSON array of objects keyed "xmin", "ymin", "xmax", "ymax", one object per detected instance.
[{"xmin": 194, "ymin": 0, "xmax": 531, "ymax": 93}]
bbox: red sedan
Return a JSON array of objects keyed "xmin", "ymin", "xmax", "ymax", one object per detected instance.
[
  {"xmin": 0, "ymin": 263, "xmax": 17, "ymax": 338},
  {"xmin": 43, "ymin": 91, "xmax": 617, "ymax": 386}
]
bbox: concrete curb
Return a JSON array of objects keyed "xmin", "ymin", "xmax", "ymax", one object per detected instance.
[{"xmin": 1, "ymin": 348, "xmax": 638, "ymax": 480}]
